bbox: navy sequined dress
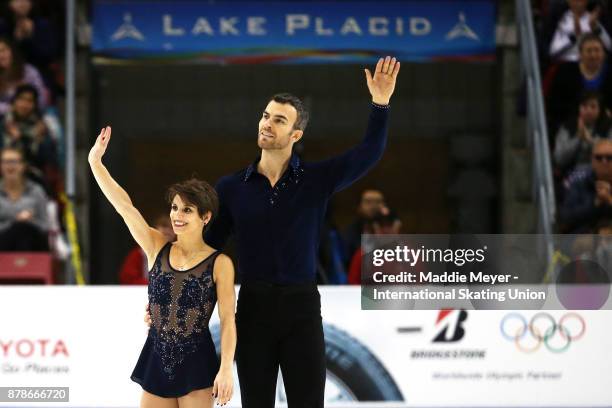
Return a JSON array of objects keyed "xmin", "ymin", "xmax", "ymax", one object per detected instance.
[{"xmin": 131, "ymin": 242, "xmax": 221, "ymax": 397}]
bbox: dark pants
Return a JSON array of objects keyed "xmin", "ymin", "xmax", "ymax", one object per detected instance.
[
  {"xmin": 236, "ymin": 281, "xmax": 325, "ymax": 408},
  {"xmin": 0, "ymin": 222, "xmax": 49, "ymax": 251}
]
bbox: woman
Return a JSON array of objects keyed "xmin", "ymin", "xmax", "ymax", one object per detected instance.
[
  {"xmin": 1, "ymin": 84, "xmax": 55, "ymax": 173},
  {"xmin": 0, "ymin": 36, "xmax": 48, "ymax": 115},
  {"xmin": 88, "ymin": 126, "xmax": 236, "ymax": 407},
  {"xmin": 0, "ymin": 146, "xmax": 48, "ymax": 250},
  {"xmin": 554, "ymin": 90, "xmax": 612, "ymax": 174}
]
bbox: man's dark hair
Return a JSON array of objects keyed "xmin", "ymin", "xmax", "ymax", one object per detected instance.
[
  {"xmin": 579, "ymin": 32, "xmax": 605, "ymax": 52},
  {"xmin": 270, "ymin": 93, "xmax": 309, "ymax": 131},
  {"xmin": 166, "ymin": 178, "xmax": 219, "ymax": 227}
]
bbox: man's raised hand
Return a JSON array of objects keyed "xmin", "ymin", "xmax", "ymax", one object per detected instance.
[{"xmin": 365, "ymin": 56, "xmax": 400, "ymax": 106}]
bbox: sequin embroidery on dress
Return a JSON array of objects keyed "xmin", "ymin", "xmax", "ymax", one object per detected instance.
[{"xmin": 148, "ymin": 243, "xmax": 218, "ymax": 379}]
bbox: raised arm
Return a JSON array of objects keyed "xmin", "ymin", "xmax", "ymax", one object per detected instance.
[
  {"xmin": 212, "ymin": 254, "xmax": 236, "ymax": 405},
  {"xmin": 322, "ymin": 56, "xmax": 400, "ymax": 194},
  {"xmin": 88, "ymin": 126, "xmax": 166, "ymax": 263}
]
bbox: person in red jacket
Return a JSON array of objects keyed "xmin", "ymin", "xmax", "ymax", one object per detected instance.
[
  {"xmin": 119, "ymin": 214, "xmax": 176, "ymax": 284},
  {"xmin": 348, "ymin": 206, "xmax": 402, "ymax": 285}
]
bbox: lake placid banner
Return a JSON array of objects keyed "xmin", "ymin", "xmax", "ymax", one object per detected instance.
[{"xmin": 92, "ymin": 1, "xmax": 496, "ymax": 63}]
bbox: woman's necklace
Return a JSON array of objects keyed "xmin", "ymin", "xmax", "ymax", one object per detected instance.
[{"xmin": 174, "ymin": 247, "xmax": 206, "ymax": 271}]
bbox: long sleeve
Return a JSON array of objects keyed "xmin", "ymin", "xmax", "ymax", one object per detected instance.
[
  {"xmin": 321, "ymin": 104, "xmax": 389, "ymax": 194},
  {"xmin": 549, "ymin": 24, "xmax": 575, "ymax": 58},
  {"xmin": 554, "ymin": 125, "xmax": 581, "ymax": 169},
  {"xmin": 205, "ymin": 177, "xmax": 234, "ymax": 250},
  {"xmin": 559, "ymin": 179, "xmax": 602, "ymax": 231},
  {"xmin": 30, "ymin": 184, "xmax": 49, "ymax": 232}
]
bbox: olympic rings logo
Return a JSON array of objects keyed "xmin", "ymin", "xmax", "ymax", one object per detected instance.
[{"xmin": 500, "ymin": 312, "xmax": 585, "ymax": 353}]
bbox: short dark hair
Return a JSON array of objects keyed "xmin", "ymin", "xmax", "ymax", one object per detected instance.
[
  {"xmin": 270, "ymin": 93, "xmax": 309, "ymax": 131},
  {"xmin": 579, "ymin": 89, "xmax": 601, "ymax": 105},
  {"xmin": 579, "ymin": 33, "xmax": 605, "ymax": 52},
  {"xmin": 12, "ymin": 84, "xmax": 39, "ymax": 105},
  {"xmin": 166, "ymin": 178, "xmax": 218, "ymax": 224}
]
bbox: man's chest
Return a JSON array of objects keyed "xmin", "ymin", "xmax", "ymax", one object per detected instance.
[{"xmin": 228, "ymin": 177, "xmax": 324, "ymax": 230}]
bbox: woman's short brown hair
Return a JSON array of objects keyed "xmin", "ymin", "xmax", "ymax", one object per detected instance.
[{"xmin": 166, "ymin": 178, "xmax": 218, "ymax": 223}]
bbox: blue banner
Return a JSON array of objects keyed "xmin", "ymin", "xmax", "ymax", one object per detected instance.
[{"xmin": 92, "ymin": 1, "xmax": 496, "ymax": 63}]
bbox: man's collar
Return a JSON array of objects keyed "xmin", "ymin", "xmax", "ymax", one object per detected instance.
[{"xmin": 243, "ymin": 153, "xmax": 302, "ymax": 182}]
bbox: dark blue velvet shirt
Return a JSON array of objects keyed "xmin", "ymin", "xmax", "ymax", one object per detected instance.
[{"xmin": 205, "ymin": 104, "xmax": 389, "ymax": 284}]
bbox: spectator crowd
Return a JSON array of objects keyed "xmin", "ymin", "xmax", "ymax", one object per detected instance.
[
  {"xmin": 0, "ymin": 0, "xmax": 65, "ymax": 278},
  {"xmin": 536, "ymin": 0, "xmax": 612, "ymax": 236}
]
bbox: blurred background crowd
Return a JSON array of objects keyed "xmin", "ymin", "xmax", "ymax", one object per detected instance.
[{"xmin": 1, "ymin": 0, "xmax": 611, "ymax": 286}]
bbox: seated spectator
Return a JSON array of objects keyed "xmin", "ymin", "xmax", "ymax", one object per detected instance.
[
  {"xmin": 547, "ymin": 0, "xmax": 611, "ymax": 62},
  {"xmin": 347, "ymin": 206, "xmax": 401, "ymax": 285},
  {"xmin": 554, "ymin": 90, "xmax": 612, "ymax": 174},
  {"xmin": 0, "ymin": 84, "xmax": 55, "ymax": 174},
  {"xmin": 119, "ymin": 215, "xmax": 176, "ymax": 284},
  {"xmin": 547, "ymin": 33, "xmax": 612, "ymax": 134},
  {"xmin": 559, "ymin": 139, "xmax": 612, "ymax": 232},
  {"xmin": 0, "ymin": 0, "xmax": 59, "ymax": 74},
  {"xmin": 0, "ymin": 36, "xmax": 48, "ymax": 116},
  {"xmin": 342, "ymin": 189, "xmax": 385, "ymax": 268},
  {"xmin": 0, "ymin": 146, "xmax": 48, "ymax": 251}
]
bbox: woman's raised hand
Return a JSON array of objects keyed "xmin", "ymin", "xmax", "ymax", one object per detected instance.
[{"xmin": 88, "ymin": 126, "xmax": 112, "ymax": 164}]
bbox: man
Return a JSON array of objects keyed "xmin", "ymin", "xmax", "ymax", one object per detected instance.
[
  {"xmin": 205, "ymin": 56, "xmax": 399, "ymax": 407},
  {"xmin": 560, "ymin": 139, "xmax": 612, "ymax": 232},
  {"xmin": 342, "ymin": 188, "xmax": 386, "ymax": 266}
]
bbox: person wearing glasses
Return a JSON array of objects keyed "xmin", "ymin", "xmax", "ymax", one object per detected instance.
[{"xmin": 560, "ymin": 139, "xmax": 612, "ymax": 232}]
